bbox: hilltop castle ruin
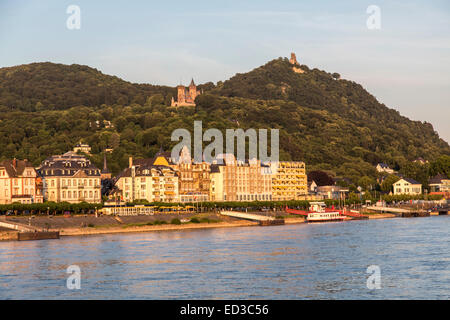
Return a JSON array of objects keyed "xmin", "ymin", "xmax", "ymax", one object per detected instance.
[{"xmin": 289, "ymin": 52, "xmax": 304, "ymax": 74}]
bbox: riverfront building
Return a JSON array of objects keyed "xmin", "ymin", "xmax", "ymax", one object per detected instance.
[
  {"xmin": 270, "ymin": 161, "xmax": 308, "ymax": 201},
  {"xmin": 210, "ymin": 154, "xmax": 272, "ymax": 202},
  {"xmin": 37, "ymin": 151, "xmax": 102, "ymax": 203},
  {"xmin": 0, "ymin": 159, "xmax": 44, "ymax": 204},
  {"xmin": 393, "ymin": 178, "xmax": 422, "ymax": 195},
  {"xmin": 429, "ymin": 174, "xmax": 450, "ymax": 193},
  {"xmin": 116, "ymin": 157, "xmax": 179, "ymax": 203},
  {"xmin": 149, "ymin": 147, "xmax": 211, "ymax": 202}
]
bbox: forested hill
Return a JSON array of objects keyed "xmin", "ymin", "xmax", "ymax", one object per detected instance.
[
  {"xmin": 0, "ymin": 59, "xmax": 449, "ymax": 186},
  {"xmin": 0, "ymin": 62, "xmax": 175, "ymax": 110},
  {"xmin": 211, "ymin": 57, "xmax": 439, "ymax": 134}
]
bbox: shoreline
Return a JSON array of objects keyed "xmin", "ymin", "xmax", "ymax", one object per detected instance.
[
  {"xmin": 59, "ymin": 220, "xmax": 260, "ymax": 237},
  {"xmin": 0, "ymin": 214, "xmax": 404, "ymax": 241},
  {"xmin": 366, "ymin": 213, "xmax": 397, "ymax": 219},
  {"xmin": 60, "ymin": 217, "xmax": 310, "ymax": 237}
]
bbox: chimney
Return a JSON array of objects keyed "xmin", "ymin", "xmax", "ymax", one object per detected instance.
[
  {"xmin": 129, "ymin": 157, "xmax": 133, "ymax": 168},
  {"xmin": 12, "ymin": 158, "xmax": 17, "ymax": 169}
]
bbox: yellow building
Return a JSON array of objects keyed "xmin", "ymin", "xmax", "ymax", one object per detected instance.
[
  {"xmin": 116, "ymin": 157, "xmax": 179, "ymax": 203},
  {"xmin": 210, "ymin": 155, "xmax": 272, "ymax": 202},
  {"xmin": 271, "ymin": 161, "xmax": 307, "ymax": 201},
  {"xmin": 152, "ymin": 147, "xmax": 211, "ymax": 202},
  {"xmin": 37, "ymin": 152, "xmax": 101, "ymax": 203}
]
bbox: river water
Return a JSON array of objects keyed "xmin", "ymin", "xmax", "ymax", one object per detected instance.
[{"xmin": 0, "ymin": 216, "xmax": 448, "ymax": 299}]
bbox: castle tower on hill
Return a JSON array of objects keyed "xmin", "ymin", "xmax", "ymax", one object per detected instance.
[
  {"xmin": 289, "ymin": 52, "xmax": 304, "ymax": 74},
  {"xmin": 171, "ymin": 78, "xmax": 200, "ymax": 107},
  {"xmin": 290, "ymin": 52, "xmax": 298, "ymax": 65}
]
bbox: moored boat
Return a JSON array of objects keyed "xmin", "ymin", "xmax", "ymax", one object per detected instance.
[{"xmin": 286, "ymin": 202, "xmax": 346, "ymax": 222}]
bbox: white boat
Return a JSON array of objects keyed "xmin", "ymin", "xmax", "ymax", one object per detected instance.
[{"xmin": 306, "ymin": 202, "xmax": 345, "ymax": 222}]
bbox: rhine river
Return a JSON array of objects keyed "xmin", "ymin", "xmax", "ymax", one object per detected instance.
[{"xmin": 0, "ymin": 216, "xmax": 448, "ymax": 299}]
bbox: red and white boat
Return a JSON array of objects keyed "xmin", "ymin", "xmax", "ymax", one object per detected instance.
[{"xmin": 286, "ymin": 202, "xmax": 346, "ymax": 222}]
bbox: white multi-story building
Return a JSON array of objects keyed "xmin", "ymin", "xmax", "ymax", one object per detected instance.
[
  {"xmin": 37, "ymin": 151, "xmax": 101, "ymax": 203},
  {"xmin": 210, "ymin": 155, "xmax": 272, "ymax": 202},
  {"xmin": 393, "ymin": 178, "xmax": 422, "ymax": 195}
]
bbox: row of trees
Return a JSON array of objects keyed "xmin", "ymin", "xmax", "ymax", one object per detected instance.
[
  {"xmin": 0, "ymin": 202, "xmax": 102, "ymax": 215},
  {"xmin": 3, "ymin": 194, "xmax": 445, "ymax": 216}
]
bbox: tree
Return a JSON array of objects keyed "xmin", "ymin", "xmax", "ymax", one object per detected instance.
[
  {"xmin": 358, "ymin": 176, "xmax": 375, "ymax": 191},
  {"xmin": 429, "ymin": 155, "xmax": 450, "ymax": 178},
  {"xmin": 399, "ymin": 162, "xmax": 429, "ymax": 187},
  {"xmin": 381, "ymin": 174, "xmax": 400, "ymax": 193}
]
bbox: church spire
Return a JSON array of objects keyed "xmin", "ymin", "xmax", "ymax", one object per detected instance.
[
  {"xmin": 101, "ymin": 152, "xmax": 111, "ymax": 179},
  {"xmin": 102, "ymin": 153, "xmax": 110, "ymax": 173}
]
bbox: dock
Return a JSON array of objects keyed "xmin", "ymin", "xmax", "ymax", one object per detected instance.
[
  {"xmin": 366, "ymin": 206, "xmax": 429, "ymax": 217},
  {"xmin": 0, "ymin": 217, "xmax": 60, "ymax": 241},
  {"xmin": 220, "ymin": 211, "xmax": 285, "ymax": 226},
  {"xmin": 17, "ymin": 231, "xmax": 60, "ymax": 241}
]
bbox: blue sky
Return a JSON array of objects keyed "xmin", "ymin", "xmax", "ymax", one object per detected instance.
[{"xmin": 1, "ymin": 0, "xmax": 449, "ymax": 143}]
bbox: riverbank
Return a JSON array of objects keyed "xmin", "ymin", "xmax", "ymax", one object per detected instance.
[
  {"xmin": 57, "ymin": 216, "xmax": 310, "ymax": 237},
  {"xmin": 60, "ymin": 219, "xmax": 259, "ymax": 237},
  {"xmin": 0, "ymin": 212, "xmax": 411, "ymax": 240},
  {"xmin": 367, "ymin": 213, "xmax": 397, "ymax": 219},
  {"xmin": 0, "ymin": 230, "xmax": 18, "ymax": 241}
]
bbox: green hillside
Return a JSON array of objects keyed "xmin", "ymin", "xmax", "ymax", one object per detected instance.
[
  {"xmin": 0, "ymin": 62, "xmax": 175, "ymax": 111},
  {"xmin": 0, "ymin": 58, "xmax": 449, "ymax": 188}
]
